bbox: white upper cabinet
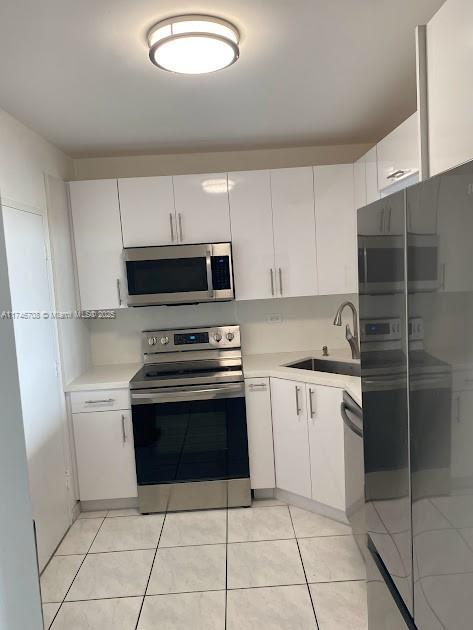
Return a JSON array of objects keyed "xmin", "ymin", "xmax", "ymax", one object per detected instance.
[
  {"xmin": 172, "ymin": 173, "xmax": 231, "ymax": 244},
  {"xmin": 377, "ymin": 113, "xmax": 420, "ymax": 191},
  {"xmin": 354, "ymin": 156, "xmax": 367, "ymax": 211},
  {"xmin": 364, "ymin": 147, "xmax": 381, "ymax": 205},
  {"xmin": 270, "ymin": 378, "xmax": 312, "ymax": 498},
  {"xmin": 69, "ymin": 179, "xmax": 125, "ymax": 310},
  {"xmin": 314, "ymin": 164, "xmax": 357, "ymax": 295},
  {"xmin": 118, "ymin": 177, "xmax": 176, "ymax": 247},
  {"xmin": 229, "ymin": 170, "xmax": 275, "ymax": 300},
  {"xmin": 271, "ymin": 167, "xmax": 318, "ymax": 298},
  {"xmin": 426, "ymin": 0, "xmax": 473, "ymax": 176},
  {"xmin": 307, "ymin": 385, "xmax": 346, "ymax": 511}
]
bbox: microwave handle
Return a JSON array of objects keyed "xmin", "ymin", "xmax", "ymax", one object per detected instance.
[{"xmin": 206, "ymin": 247, "xmax": 214, "ymax": 298}]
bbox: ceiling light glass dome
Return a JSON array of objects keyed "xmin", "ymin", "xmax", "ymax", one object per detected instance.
[{"xmin": 148, "ymin": 15, "xmax": 240, "ymax": 74}]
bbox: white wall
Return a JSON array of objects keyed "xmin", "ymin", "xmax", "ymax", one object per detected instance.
[
  {"xmin": 72, "ymin": 143, "xmax": 371, "ymax": 180},
  {"xmin": 0, "ymin": 200, "xmax": 43, "ymax": 629},
  {"xmin": 87, "ymin": 294, "xmax": 358, "ymax": 365}
]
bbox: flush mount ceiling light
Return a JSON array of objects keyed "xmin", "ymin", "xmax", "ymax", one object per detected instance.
[{"xmin": 147, "ymin": 15, "xmax": 240, "ymax": 74}]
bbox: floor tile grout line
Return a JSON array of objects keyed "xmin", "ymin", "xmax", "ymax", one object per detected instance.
[
  {"xmin": 288, "ymin": 507, "xmax": 320, "ymax": 630},
  {"xmin": 47, "ymin": 515, "xmax": 107, "ymax": 628},
  {"xmin": 134, "ymin": 512, "xmax": 167, "ymax": 630},
  {"xmin": 225, "ymin": 506, "xmax": 229, "ymax": 630}
]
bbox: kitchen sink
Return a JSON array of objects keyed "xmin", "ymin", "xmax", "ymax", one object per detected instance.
[{"xmin": 285, "ymin": 358, "xmax": 361, "ymax": 377}]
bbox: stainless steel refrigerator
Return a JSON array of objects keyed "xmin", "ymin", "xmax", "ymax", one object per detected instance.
[{"xmin": 358, "ymin": 160, "xmax": 473, "ymax": 630}]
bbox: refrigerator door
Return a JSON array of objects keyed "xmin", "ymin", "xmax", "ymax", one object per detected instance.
[
  {"xmin": 408, "ymin": 161, "xmax": 473, "ymax": 630},
  {"xmin": 358, "ymin": 191, "xmax": 413, "ymax": 616}
]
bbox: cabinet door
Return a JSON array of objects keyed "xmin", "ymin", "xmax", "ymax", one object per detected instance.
[
  {"xmin": 73, "ymin": 409, "xmax": 137, "ymax": 501},
  {"xmin": 377, "ymin": 113, "xmax": 419, "ymax": 192},
  {"xmin": 307, "ymin": 385, "xmax": 346, "ymax": 511},
  {"xmin": 172, "ymin": 173, "xmax": 231, "ymax": 244},
  {"xmin": 354, "ymin": 156, "xmax": 367, "ymax": 211},
  {"xmin": 271, "ymin": 167, "xmax": 318, "ymax": 298},
  {"xmin": 245, "ymin": 378, "xmax": 275, "ymax": 489},
  {"xmin": 270, "ymin": 378, "xmax": 312, "ymax": 498},
  {"xmin": 69, "ymin": 180, "xmax": 125, "ymax": 310},
  {"xmin": 229, "ymin": 171, "xmax": 275, "ymax": 300},
  {"xmin": 365, "ymin": 147, "xmax": 381, "ymax": 205},
  {"xmin": 314, "ymin": 164, "xmax": 357, "ymax": 294},
  {"xmin": 118, "ymin": 177, "xmax": 176, "ymax": 247}
]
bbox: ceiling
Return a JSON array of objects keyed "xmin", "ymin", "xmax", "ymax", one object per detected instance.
[{"xmin": 0, "ymin": 0, "xmax": 445, "ymax": 157}]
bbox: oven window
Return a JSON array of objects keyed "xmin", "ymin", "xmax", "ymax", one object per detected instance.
[
  {"xmin": 365, "ymin": 248, "xmax": 404, "ymax": 283},
  {"xmin": 132, "ymin": 397, "xmax": 249, "ymax": 485},
  {"xmin": 126, "ymin": 257, "xmax": 208, "ymax": 295}
]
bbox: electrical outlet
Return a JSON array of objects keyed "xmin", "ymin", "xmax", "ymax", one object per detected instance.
[{"xmin": 266, "ymin": 313, "xmax": 282, "ymax": 324}]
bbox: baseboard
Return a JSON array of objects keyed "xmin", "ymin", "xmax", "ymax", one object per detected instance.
[
  {"xmin": 80, "ymin": 497, "xmax": 138, "ymax": 512},
  {"xmin": 275, "ymin": 488, "xmax": 349, "ymax": 525},
  {"xmin": 253, "ymin": 488, "xmax": 277, "ymax": 499}
]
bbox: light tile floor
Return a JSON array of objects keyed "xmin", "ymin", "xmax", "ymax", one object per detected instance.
[{"xmin": 40, "ymin": 500, "xmax": 368, "ymax": 630}]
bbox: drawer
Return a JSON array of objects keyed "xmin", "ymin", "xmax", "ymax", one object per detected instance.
[{"xmin": 70, "ymin": 388, "xmax": 130, "ymax": 413}]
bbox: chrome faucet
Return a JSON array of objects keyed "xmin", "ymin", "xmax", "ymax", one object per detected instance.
[{"xmin": 333, "ymin": 301, "xmax": 360, "ymax": 360}]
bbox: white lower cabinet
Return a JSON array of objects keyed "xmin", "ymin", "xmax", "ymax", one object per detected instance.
[
  {"xmin": 270, "ymin": 378, "xmax": 312, "ymax": 498},
  {"xmin": 245, "ymin": 378, "xmax": 275, "ymax": 489},
  {"xmin": 72, "ymin": 405, "xmax": 137, "ymax": 501},
  {"xmin": 270, "ymin": 377, "xmax": 346, "ymax": 511},
  {"xmin": 307, "ymin": 385, "xmax": 346, "ymax": 511}
]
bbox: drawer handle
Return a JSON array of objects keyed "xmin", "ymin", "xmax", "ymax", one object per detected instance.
[
  {"xmin": 249, "ymin": 383, "xmax": 267, "ymax": 391},
  {"xmin": 84, "ymin": 398, "xmax": 115, "ymax": 404}
]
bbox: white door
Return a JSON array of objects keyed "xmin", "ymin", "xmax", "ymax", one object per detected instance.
[
  {"xmin": 73, "ymin": 410, "xmax": 137, "ymax": 501},
  {"xmin": 245, "ymin": 378, "xmax": 275, "ymax": 489},
  {"xmin": 118, "ymin": 177, "xmax": 176, "ymax": 247},
  {"xmin": 307, "ymin": 385, "xmax": 346, "ymax": 511},
  {"xmin": 314, "ymin": 164, "xmax": 357, "ymax": 294},
  {"xmin": 270, "ymin": 378, "xmax": 312, "ymax": 498},
  {"xmin": 69, "ymin": 179, "xmax": 125, "ymax": 310},
  {"xmin": 271, "ymin": 167, "xmax": 318, "ymax": 298},
  {"xmin": 377, "ymin": 113, "xmax": 419, "ymax": 192},
  {"xmin": 3, "ymin": 206, "xmax": 70, "ymax": 571},
  {"xmin": 229, "ymin": 171, "xmax": 276, "ymax": 300},
  {"xmin": 172, "ymin": 173, "xmax": 231, "ymax": 244}
]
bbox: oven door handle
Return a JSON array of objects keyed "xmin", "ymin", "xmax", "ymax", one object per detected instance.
[
  {"xmin": 340, "ymin": 402, "xmax": 363, "ymax": 438},
  {"xmin": 131, "ymin": 382, "xmax": 245, "ymax": 404}
]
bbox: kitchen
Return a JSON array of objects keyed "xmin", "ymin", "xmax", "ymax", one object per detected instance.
[{"xmin": 0, "ymin": 1, "xmax": 472, "ymax": 629}]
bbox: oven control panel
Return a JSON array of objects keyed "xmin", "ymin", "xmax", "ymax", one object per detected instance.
[
  {"xmin": 143, "ymin": 325, "xmax": 241, "ymax": 354},
  {"xmin": 360, "ymin": 318, "xmax": 401, "ymax": 342}
]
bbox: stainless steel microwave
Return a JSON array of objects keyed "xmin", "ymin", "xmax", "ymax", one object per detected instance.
[
  {"xmin": 358, "ymin": 234, "xmax": 439, "ymax": 295},
  {"xmin": 124, "ymin": 243, "xmax": 234, "ymax": 307}
]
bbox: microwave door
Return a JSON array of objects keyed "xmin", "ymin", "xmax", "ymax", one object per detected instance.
[{"xmin": 358, "ymin": 235, "xmax": 405, "ymax": 295}]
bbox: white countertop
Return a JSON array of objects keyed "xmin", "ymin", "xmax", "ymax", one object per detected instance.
[
  {"xmin": 65, "ymin": 363, "xmax": 141, "ymax": 392},
  {"xmin": 243, "ymin": 349, "xmax": 362, "ymax": 407},
  {"xmin": 64, "ymin": 350, "xmax": 362, "ymax": 406}
]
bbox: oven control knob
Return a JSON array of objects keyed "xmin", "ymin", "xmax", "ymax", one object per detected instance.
[
  {"xmin": 226, "ymin": 332, "xmax": 235, "ymax": 341},
  {"xmin": 213, "ymin": 333, "xmax": 222, "ymax": 342},
  {"xmin": 160, "ymin": 336, "xmax": 169, "ymax": 345},
  {"xmin": 148, "ymin": 337, "xmax": 157, "ymax": 346}
]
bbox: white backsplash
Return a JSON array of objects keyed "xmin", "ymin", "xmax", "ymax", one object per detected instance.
[{"xmin": 87, "ymin": 294, "xmax": 358, "ymax": 365}]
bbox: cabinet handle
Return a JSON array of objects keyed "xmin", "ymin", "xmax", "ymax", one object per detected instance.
[
  {"xmin": 178, "ymin": 213, "xmax": 183, "ymax": 241},
  {"xmin": 456, "ymin": 396, "xmax": 461, "ymax": 423},
  {"xmin": 387, "ymin": 208, "xmax": 392, "ymax": 233},
  {"xmin": 308, "ymin": 388, "xmax": 315, "ymax": 419},
  {"xmin": 121, "ymin": 414, "xmax": 127, "ymax": 443},
  {"xmin": 249, "ymin": 383, "xmax": 267, "ymax": 391},
  {"xmin": 295, "ymin": 386, "xmax": 301, "ymax": 416},
  {"xmin": 279, "ymin": 267, "xmax": 283, "ymax": 296},
  {"xmin": 379, "ymin": 210, "xmax": 384, "ymax": 233},
  {"xmin": 116, "ymin": 278, "xmax": 122, "ymax": 306},
  {"xmin": 441, "ymin": 263, "xmax": 446, "ymax": 290},
  {"xmin": 387, "ymin": 169, "xmax": 407, "ymax": 180},
  {"xmin": 270, "ymin": 269, "xmax": 275, "ymax": 296},
  {"xmin": 169, "ymin": 213, "xmax": 175, "ymax": 242},
  {"xmin": 85, "ymin": 398, "xmax": 115, "ymax": 405}
]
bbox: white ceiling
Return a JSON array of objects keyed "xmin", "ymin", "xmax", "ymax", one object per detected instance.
[{"xmin": 0, "ymin": 0, "xmax": 444, "ymax": 157}]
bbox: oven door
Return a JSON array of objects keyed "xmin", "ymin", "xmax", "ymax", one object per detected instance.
[
  {"xmin": 124, "ymin": 243, "xmax": 234, "ymax": 306},
  {"xmin": 130, "ymin": 382, "xmax": 249, "ymax": 487}
]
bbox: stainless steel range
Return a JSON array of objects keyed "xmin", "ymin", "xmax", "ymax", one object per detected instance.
[{"xmin": 130, "ymin": 325, "xmax": 251, "ymax": 514}]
